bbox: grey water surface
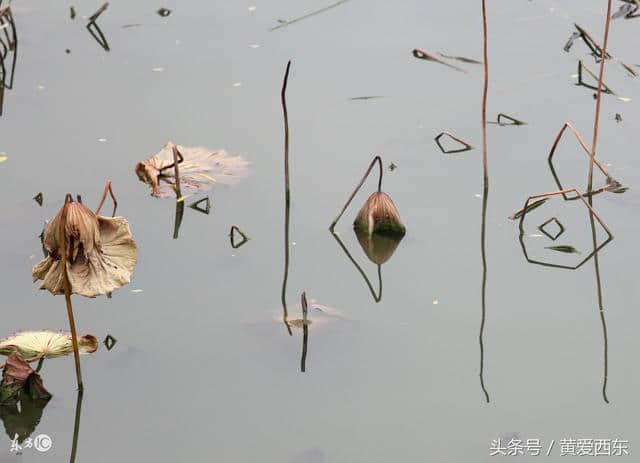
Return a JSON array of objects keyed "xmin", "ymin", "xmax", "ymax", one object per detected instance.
[{"xmin": 1, "ymin": 0, "xmax": 639, "ymax": 461}]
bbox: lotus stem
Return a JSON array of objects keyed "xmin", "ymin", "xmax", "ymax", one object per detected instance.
[
  {"xmin": 588, "ymin": 0, "xmax": 612, "ymax": 195},
  {"xmin": 329, "ymin": 155, "xmax": 383, "ymax": 231},
  {"xmin": 281, "ymin": 60, "xmax": 293, "ymax": 335},
  {"xmin": 59, "ymin": 194, "xmax": 84, "ymax": 391},
  {"xmin": 301, "ymin": 292, "xmax": 308, "ymax": 372}
]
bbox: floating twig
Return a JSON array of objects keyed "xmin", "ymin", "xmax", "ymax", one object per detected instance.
[
  {"xmin": 88, "ymin": 2, "xmax": 109, "ymax": 23},
  {"xmin": 270, "ymin": 0, "xmax": 350, "ymax": 31},
  {"xmin": 577, "ymin": 60, "xmax": 615, "ymax": 95},
  {"xmin": 412, "ymin": 48, "xmax": 466, "ymax": 73},
  {"xmin": 491, "ymin": 113, "xmax": 526, "ymax": 126},
  {"xmin": 438, "ymin": 52, "xmax": 482, "ymax": 64},
  {"xmin": 349, "ymin": 96, "xmax": 384, "ymax": 101},
  {"xmin": 229, "ymin": 225, "xmax": 249, "ymax": 249},
  {"xmin": 434, "ymin": 131, "xmax": 473, "ymax": 154},
  {"xmin": 188, "ymin": 197, "xmax": 211, "ymax": 214},
  {"xmin": 545, "ymin": 245, "xmax": 581, "ymax": 254}
]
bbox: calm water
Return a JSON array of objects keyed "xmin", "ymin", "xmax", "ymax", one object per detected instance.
[{"xmin": 1, "ymin": 0, "xmax": 639, "ymax": 461}]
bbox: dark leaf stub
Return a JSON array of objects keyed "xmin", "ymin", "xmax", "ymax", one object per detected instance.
[
  {"xmin": 33, "ymin": 192, "xmax": 43, "ymax": 206},
  {"xmin": 157, "ymin": 7, "xmax": 171, "ymax": 17},
  {"xmin": 545, "ymin": 245, "xmax": 581, "ymax": 254}
]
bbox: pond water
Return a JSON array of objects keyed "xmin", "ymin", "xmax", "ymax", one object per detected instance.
[{"xmin": 1, "ymin": 0, "xmax": 639, "ymax": 461}]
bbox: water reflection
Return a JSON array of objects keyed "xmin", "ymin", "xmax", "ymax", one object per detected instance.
[
  {"xmin": 0, "ymin": 393, "xmax": 50, "ymax": 446},
  {"xmin": 70, "ymin": 390, "xmax": 83, "ymax": 462},
  {"xmin": 280, "ymin": 61, "xmax": 293, "ymax": 335},
  {"xmin": 479, "ymin": 186, "xmax": 490, "ymax": 403},
  {"xmin": 331, "ymin": 228, "xmax": 403, "ymax": 303},
  {"xmin": 0, "ymin": 2, "xmax": 18, "ymax": 117}
]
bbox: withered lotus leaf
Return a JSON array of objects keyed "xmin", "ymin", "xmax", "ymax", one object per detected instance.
[
  {"xmin": 32, "ymin": 200, "xmax": 137, "ymax": 297},
  {"xmin": 354, "ymin": 192, "xmax": 406, "ymax": 237},
  {"xmin": 0, "ymin": 331, "xmax": 98, "ymax": 361},
  {"xmin": 0, "ymin": 353, "xmax": 51, "ymax": 404},
  {"xmin": 135, "ymin": 142, "xmax": 249, "ymax": 198}
]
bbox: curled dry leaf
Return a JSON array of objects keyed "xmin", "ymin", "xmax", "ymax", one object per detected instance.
[
  {"xmin": 354, "ymin": 192, "xmax": 406, "ymax": 237},
  {"xmin": 1, "ymin": 353, "xmax": 51, "ymax": 404},
  {"xmin": 32, "ymin": 199, "xmax": 137, "ymax": 297},
  {"xmin": 135, "ymin": 141, "xmax": 249, "ymax": 198},
  {"xmin": 0, "ymin": 331, "xmax": 98, "ymax": 361}
]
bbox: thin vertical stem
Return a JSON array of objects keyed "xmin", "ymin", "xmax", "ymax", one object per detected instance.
[
  {"xmin": 479, "ymin": 0, "xmax": 490, "ymax": 404},
  {"xmin": 59, "ymin": 195, "xmax": 83, "ymax": 391},
  {"xmin": 281, "ymin": 60, "xmax": 293, "ymax": 335},
  {"xmin": 329, "ymin": 155, "xmax": 383, "ymax": 231},
  {"xmin": 171, "ymin": 145, "xmax": 184, "ymax": 239},
  {"xmin": 588, "ymin": 0, "xmax": 612, "ymax": 193},
  {"xmin": 588, "ymin": 0, "xmax": 613, "ymax": 404}
]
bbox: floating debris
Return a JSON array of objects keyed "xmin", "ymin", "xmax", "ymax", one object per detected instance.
[
  {"xmin": 33, "ymin": 192, "xmax": 43, "ymax": 206},
  {"xmin": 0, "ymin": 331, "xmax": 98, "ymax": 361},
  {"xmin": 157, "ymin": 7, "xmax": 171, "ymax": 17},
  {"xmin": 509, "ymin": 197, "xmax": 548, "ymax": 220},
  {"xmin": 232, "ymin": 82, "xmax": 242, "ymax": 87},
  {"xmin": 152, "ymin": 67, "xmax": 164, "ymax": 72},
  {"xmin": 493, "ymin": 113, "xmax": 527, "ymax": 126},
  {"xmin": 135, "ymin": 142, "xmax": 249, "ymax": 198},
  {"xmin": 270, "ymin": 0, "xmax": 350, "ymax": 31},
  {"xmin": 413, "ymin": 49, "xmax": 466, "ymax": 73},
  {"xmin": 70, "ymin": 6, "xmax": 76, "ymax": 20},
  {"xmin": 229, "ymin": 225, "xmax": 249, "ymax": 248},
  {"xmin": 188, "ymin": 196, "xmax": 211, "ymax": 214},
  {"xmin": 86, "ymin": 3, "xmax": 110, "ymax": 51},
  {"xmin": 434, "ymin": 131, "xmax": 473, "ymax": 154},
  {"xmin": 248, "ymin": 6, "xmax": 257, "ymax": 12},
  {"xmin": 437, "ymin": 52, "xmax": 482, "ymax": 64},
  {"xmin": 0, "ymin": 154, "xmax": 7, "ymax": 163},
  {"xmin": 130, "ymin": 289, "xmax": 143, "ymax": 293},
  {"xmin": 545, "ymin": 245, "xmax": 581, "ymax": 254},
  {"xmin": 32, "ymin": 184, "xmax": 138, "ymax": 297},
  {"xmin": 615, "ymin": 113, "xmax": 622, "ymax": 122},
  {"xmin": 538, "ymin": 217, "xmax": 564, "ymax": 241},
  {"xmin": 577, "ymin": 60, "xmax": 615, "ymax": 95},
  {"xmin": 613, "ymin": 1, "xmax": 639, "ymax": 20},
  {"xmin": 349, "ymin": 96, "xmax": 384, "ymax": 101},
  {"xmin": 103, "ymin": 334, "xmax": 117, "ymax": 351},
  {"xmin": 389, "ymin": 163, "xmax": 397, "ymax": 171}
]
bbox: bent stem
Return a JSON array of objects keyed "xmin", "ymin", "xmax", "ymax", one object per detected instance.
[
  {"xmin": 329, "ymin": 155, "xmax": 383, "ymax": 231},
  {"xmin": 281, "ymin": 60, "xmax": 293, "ymax": 335},
  {"xmin": 59, "ymin": 195, "xmax": 83, "ymax": 391}
]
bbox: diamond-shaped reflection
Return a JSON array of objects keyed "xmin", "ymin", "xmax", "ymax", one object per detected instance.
[{"xmin": 538, "ymin": 217, "xmax": 565, "ymax": 241}]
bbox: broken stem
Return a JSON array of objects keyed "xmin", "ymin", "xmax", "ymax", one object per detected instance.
[
  {"xmin": 94, "ymin": 180, "xmax": 117, "ymax": 217},
  {"xmin": 301, "ymin": 292, "xmax": 308, "ymax": 372},
  {"xmin": 59, "ymin": 195, "xmax": 83, "ymax": 391},
  {"xmin": 329, "ymin": 155, "xmax": 383, "ymax": 231}
]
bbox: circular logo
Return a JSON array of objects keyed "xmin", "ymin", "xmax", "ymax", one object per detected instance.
[{"xmin": 34, "ymin": 434, "xmax": 52, "ymax": 453}]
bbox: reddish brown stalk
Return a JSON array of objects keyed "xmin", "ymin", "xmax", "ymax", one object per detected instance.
[
  {"xmin": 329, "ymin": 155, "xmax": 383, "ymax": 231},
  {"xmin": 589, "ymin": 0, "xmax": 613, "ymax": 194},
  {"xmin": 59, "ymin": 194, "xmax": 84, "ymax": 391},
  {"xmin": 481, "ymin": 0, "xmax": 489, "ymax": 186}
]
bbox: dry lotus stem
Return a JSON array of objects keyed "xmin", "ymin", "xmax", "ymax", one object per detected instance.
[
  {"xmin": 135, "ymin": 141, "xmax": 249, "ymax": 198},
  {"xmin": 354, "ymin": 192, "xmax": 406, "ymax": 237},
  {"xmin": 32, "ymin": 197, "xmax": 137, "ymax": 297},
  {"xmin": 0, "ymin": 331, "xmax": 98, "ymax": 361}
]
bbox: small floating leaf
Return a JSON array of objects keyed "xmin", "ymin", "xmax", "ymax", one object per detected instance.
[{"xmin": 545, "ymin": 245, "xmax": 581, "ymax": 254}]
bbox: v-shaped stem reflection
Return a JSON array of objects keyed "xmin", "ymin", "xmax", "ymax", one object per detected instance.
[{"xmin": 330, "ymin": 231, "xmax": 382, "ymax": 302}]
